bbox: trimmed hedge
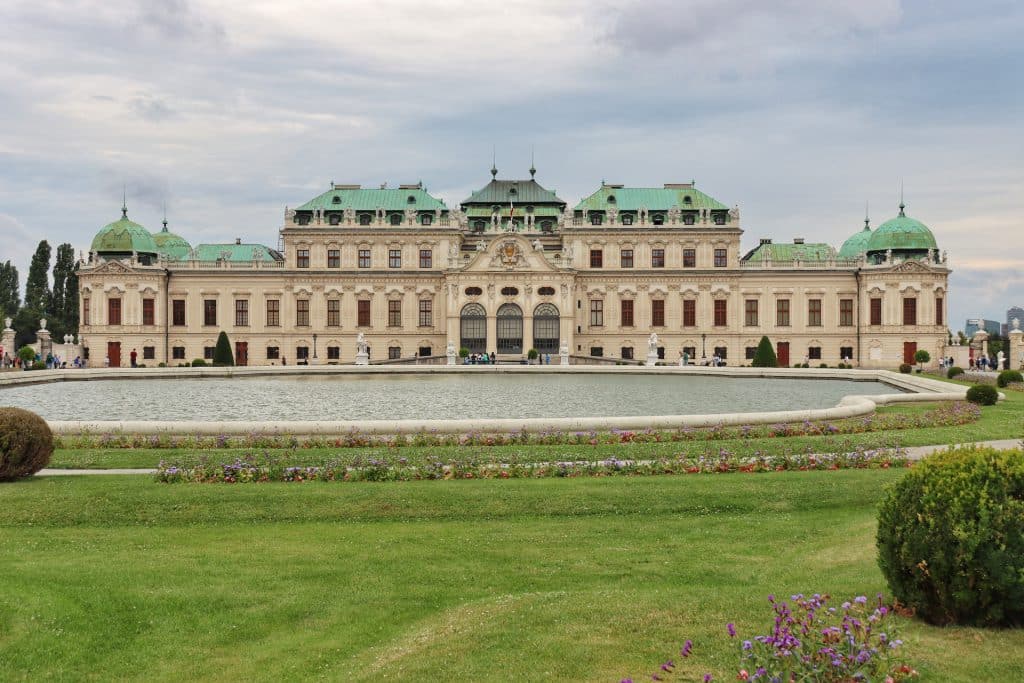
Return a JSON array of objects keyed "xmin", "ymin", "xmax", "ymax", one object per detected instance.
[
  {"xmin": 997, "ymin": 370, "xmax": 1023, "ymax": 388},
  {"xmin": 0, "ymin": 407, "xmax": 54, "ymax": 481},
  {"xmin": 877, "ymin": 446, "xmax": 1024, "ymax": 626},
  {"xmin": 965, "ymin": 384, "xmax": 998, "ymax": 406},
  {"xmin": 947, "ymin": 366, "xmax": 964, "ymax": 379},
  {"xmin": 899, "ymin": 363, "xmax": 912, "ymax": 374},
  {"xmin": 213, "ymin": 331, "xmax": 234, "ymax": 367},
  {"xmin": 751, "ymin": 336, "xmax": 778, "ymax": 368}
]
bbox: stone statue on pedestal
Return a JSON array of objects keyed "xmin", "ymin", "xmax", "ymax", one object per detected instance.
[
  {"xmin": 559, "ymin": 340, "xmax": 570, "ymax": 366},
  {"xmin": 645, "ymin": 333, "xmax": 659, "ymax": 367},
  {"xmin": 446, "ymin": 340, "xmax": 457, "ymax": 366},
  {"xmin": 354, "ymin": 332, "xmax": 369, "ymax": 366}
]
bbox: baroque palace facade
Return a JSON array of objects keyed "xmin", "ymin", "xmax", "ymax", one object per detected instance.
[{"xmin": 78, "ymin": 169, "xmax": 950, "ymax": 368}]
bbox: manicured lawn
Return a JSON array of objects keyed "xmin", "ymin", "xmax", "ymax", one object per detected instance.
[
  {"xmin": 48, "ymin": 386, "xmax": 1023, "ymax": 470},
  {"xmin": 2, "ymin": 471, "xmax": 1023, "ymax": 681}
]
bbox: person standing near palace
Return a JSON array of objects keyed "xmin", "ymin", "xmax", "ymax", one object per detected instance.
[{"xmin": 130, "ymin": 348, "xmax": 138, "ymax": 368}]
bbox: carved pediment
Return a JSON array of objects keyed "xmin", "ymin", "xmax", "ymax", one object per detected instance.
[
  {"xmin": 89, "ymin": 260, "xmax": 134, "ymax": 275},
  {"xmin": 462, "ymin": 235, "xmax": 561, "ymax": 273},
  {"xmin": 890, "ymin": 260, "xmax": 935, "ymax": 274}
]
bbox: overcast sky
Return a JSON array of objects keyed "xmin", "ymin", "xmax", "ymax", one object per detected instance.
[{"xmin": 1, "ymin": 0, "xmax": 1021, "ymax": 330}]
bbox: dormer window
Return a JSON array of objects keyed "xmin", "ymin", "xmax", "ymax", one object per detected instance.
[
  {"xmin": 683, "ymin": 196, "xmax": 692, "ymax": 204},
  {"xmin": 297, "ymin": 215, "xmax": 310, "ymax": 226},
  {"xmin": 407, "ymin": 195, "xmax": 416, "ymax": 204},
  {"xmin": 332, "ymin": 196, "xmax": 341, "ymax": 204},
  {"xmin": 390, "ymin": 213, "xmax": 402, "ymax": 226},
  {"xmin": 329, "ymin": 214, "xmax": 340, "ymax": 225},
  {"xmin": 474, "ymin": 220, "xmax": 486, "ymax": 231},
  {"xmin": 683, "ymin": 215, "xmax": 695, "ymax": 225},
  {"xmin": 509, "ymin": 187, "xmax": 517, "ymax": 196},
  {"xmin": 590, "ymin": 213, "xmax": 603, "ymax": 226},
  {"xmin": 621, "ymin": 214, "xmax": 633, "ymax": 225},
  {"xmin": 420, "ymin": 214, "xmax": 432, "ymax": 226},
  {"xmin": 652, "ymin": 214, "xmax": 665, "ymax": 225},
  {"xmin": 714, "ymin": 214, "xmax": 725, "ymax": 225},
  {"xmin": 359, "ymin": 213, "xmax": 371, "ymax": 225},
  {"xmin": 607, "ymin": 195, "xmax": 616, "ymax": 204}
]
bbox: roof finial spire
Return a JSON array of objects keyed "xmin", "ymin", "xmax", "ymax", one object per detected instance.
[
  {"xmin": 491, "ymin": 146, "xmax": 497, "ymax": 179},
  {"xmin": 529, "ymin": 146, "xmax": 536, "ymax": 178},
  {"xmin": 162, "ymin": 202, "xmax": 168, "ymax": 232},
  {"xmin": 121, "ymin": 184, "xmax": 128, "ymax": 218},
  {"xmin": 899, "ymin": 179, "xmax": 905, "ymax": 216},
  {"xmin": 864, "ymin": 200, "xmax": 870, "ymax": 230}
]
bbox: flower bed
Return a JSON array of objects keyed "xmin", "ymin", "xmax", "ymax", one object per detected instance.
[
  {"xmin": 155, "ymin": 445, "xmax": 911, "ymax": 484},
  {"xmin": 62, "ymin": 402, "xmax": 980, "ymax": 451}
]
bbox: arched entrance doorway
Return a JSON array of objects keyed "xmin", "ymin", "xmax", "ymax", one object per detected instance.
[
  {"xmin": 533, "ymin": 303, "xmax": 559, "ymax": 353},
  {"xmin": 496, "ymin": 303, "xmax": 523, "ymax": 354},
  {"xmin": 460, "ymin": 303, "xmax": 486, "ymax": 354}
]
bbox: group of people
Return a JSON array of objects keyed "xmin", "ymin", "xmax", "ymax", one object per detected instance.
[
  {"xmin": 1, "ymin": 351, "xmax": 83, "ymax": 369},
  {"xmin": 967, "ymin": 355, "xmax": 1003, "ymax": 371},
  {"xmin": 464, "ymin": 352, "xmax": 496, "ymax": 365}
]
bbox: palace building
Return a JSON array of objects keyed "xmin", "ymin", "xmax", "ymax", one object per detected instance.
[{"xmin": 78, "ymin": 169, "xmax": 950, "ymax": 368}]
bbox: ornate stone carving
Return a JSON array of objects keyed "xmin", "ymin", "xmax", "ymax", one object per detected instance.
[{"xmin": 489, "ymin": 239, "xmax": 528, "ymax": 270}]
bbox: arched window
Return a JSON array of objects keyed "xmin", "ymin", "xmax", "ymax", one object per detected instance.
[
  {"xmin": 332, "ymin": 196, "xmax": 341, "ymax": 204},
  {"xmin": 683, "ymin": 195, "xmax": 692, "ymax": 204},
  {"xmin": 607, "ymin": 195, "xmax": 616, "ymax": 204},
  {"xmin": 465, "ymin": 286, "xmax": 483, "ymax": 296},
  {"xmin": 500, "ymin": 286, "xmax": 519, "ymax": 296},
  {"xmin": 538, "ymin": 286, "xmax": 555, "ymax": 296},
  {"xmin": 533, "ymin": 303, "xmax": 559, "ymax": 353},
  {"xmin": 496, "ymin": 303, "xmax": 523, "ymax": 354},
  {"xmin": 390, "ymin": 213, "xmax": 401, "ymax": 226},
  {"xmin": 652, "ymin": 213, "xmax": 665, "ymax": 225},
  {"xmin": 509, "ymin": 187, "xmax": 517, "ymax": 196},
  {"xmin": 460, "ymin": 303, "xmax": 486, "ymax": 354},
  {"xmin": 407, "ymin": 195, "xmax": 416, "ymax": 204}
]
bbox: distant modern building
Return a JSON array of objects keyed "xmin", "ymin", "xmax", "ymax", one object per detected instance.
[
  {"xmin": 77, "ymin": 170, "xmax": 950, "ymax": 368},
  {"xmin": 1008, "ymin": 306, "xmax": 1024, "ymax": 332},
  {"xmin": 964, "ymin": 318, "xmax": 1002, "ymax": 338}
]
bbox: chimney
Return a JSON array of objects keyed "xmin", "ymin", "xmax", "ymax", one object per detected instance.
[
  {"xmin": 759, "ymin": 238, "xmax": 772, "ymax": 245},
  {"xmin": 793, "ymin": 237, "xmax": 805, "ymax": 245},
  {"xmin": 235, "ymin": 238, "xmax": 241, "ymax": 245}
]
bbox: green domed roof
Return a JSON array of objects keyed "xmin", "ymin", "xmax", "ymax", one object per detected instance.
[
  {"xmin": 865, "ymin": 203, "xmax": 937, "ymax": 254},
  {"xmin": 838, "ymin": 218, "xmax": 872, "ymax": 259},
  {"xmin": 152, "ymin": 220, "xmax": 192, "ymax": 261},
  {"xmin": 91, "ymin": 208, "xmax": 159, "ymax": 255}
]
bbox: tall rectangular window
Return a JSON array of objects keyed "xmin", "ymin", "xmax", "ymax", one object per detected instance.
[
  {"xmin": 744, "ymin": 299, "xmax": 758, "ymax": 326},
  {"xmin": 839, "ymin": 299, "xmax": 854, "ymax": 327},
  {"xmin": 172, "ymin": 299, "xmax": 185, "ymax": 326},
  {"xmin": 389, "ymin": 249, "xmax": 402, "ymax": 268},
  {"xmin": 296, "ymin": 299, "xmax": 309, "ymax": 327},
  {"xmin": 713, "ymin": 299, "xmax": 727, "ymax": 326},
  {"xmin": 776, "ymin": 299, "xmax": 790, "ymax": 327},
  {"xmin": 620, "ymin": 299, "xmax": 634, "ymax": 327},
  {"xmin": 266, "ymin": 299, "xmax": 280, "ymax": 327},
  {"xmin": 419, "ymin": 249, "xmax": 432, "ymax": 268},
  {"xmin": 172, "ymin": 346, "xmax": 186, "ymax": 360},
  {"xmin": 327, "ymin": 249, "xmax": 340, "ymax": 268},
  {"xmin": 389, "ymin": 346, "xmax": 402, "ymax": 359},
  {"xmin": 419, "ymin": 300, "xmax": 432, "ymax": 327},
  {"xmin": 388, "ymin": 300, "xmax": 402, "ymax": 327},
  {"xmin": 358, "ymin": 249, "xmax": 371, "ymax": 268},
  {"xmin": 203, "ymin": 299, "xmax": 216, "ymax": 326},
  {"xmin": 651, "ymin": 248, "xmax": 665, "ymax": 268},
  {"xmin": 714, "ymin": 248, "xmax": 727, "ymax": 267},
  {"xmin": 903, "ymin": 297, "xmax": 917, "ymax": 325},
  {"xmin": 266, "ymin": 346, "xmax": 279, "ymax": 360},
  {"xmin": 82, "ymin": 298, "xmax": 90, "ymax": 326},
  {"xmin": 808, "ymin": 299, "xmax": 822, "ymax": 327},
  {"xmin": 589, "ymin": 299, "xmax": 604, "ymax": 326},
  {"xmin": 870, "ymin": 298, "xmax": 882, "ymax": 325},
  {"xmin": 142, "ymin": 298, "xmax": 155, "ymax": 326},
  {"xmin": 683, "ymin": 300, "xmax": 696, "ymax": 327},
  {"xmin": 327, "ymin": 299, "xmax": 340, "ymax": 327},
  {"xmin": 296, "ymin": 249, "xmax": 309, "ymax": 268},
  {"xmin": 357, "ymin": 300, "xmax": 371, "ymax": 327},
  {"xmin": 683, "ymin": 249, "xmax": 696, "ymax": 268},
  {"xmin": 935, "ymin": 297, "xmax": 944, "ymax": 326},
  {"xmin": 108, "ymin": 298, "xmax": 122, "ymax": 325},
  {"xmin": 590, "ymin": 249, "xmax": 603, "ymax": 268},
  {"xmin": 235, "ymin": 299, "xmax": 249, "ymax": 327},
  {"xmin": 620, "ymin": 249, "xmax": 633, "ymax": 268},
  {"xmin": 651, "ymin": 299, "xmax": 665, "ymax": 327}
]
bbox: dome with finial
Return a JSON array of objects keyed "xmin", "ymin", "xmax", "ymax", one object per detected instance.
[
  {"xmin": 152, "ymin": 217, "xmax": 192, "ymax": 261},
  {"xmin": 865, "ymin": 201, "xmax": 937, "ymax": 257},
  {"xmin": 838, "ymin": 215, "xmax": 873, "ymax": 259},
  {"xmin": 91, "ymin": 204, "xmax": 159, "ymax": 257}
]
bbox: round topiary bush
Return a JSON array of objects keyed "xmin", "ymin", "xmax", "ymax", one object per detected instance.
[
  {"xmin": 947, "ymin": 366, "xmax": 964, "ymax": 379},
  {"xmin": 191, "ymin": 358, "xmax": 207, "ymax": 367},
  {"xmin": 899, "ymin": 363, "xmax": 912, "ymax": 374},
  {"xmin": 965, "ymin": 384, "xmax": 998, "ymax": 406},
  {"xmin": 997, "ymin": 370, "xmax": 1023, "ymax": 388},
  {"xmin": 0, "ymin": 407, "xmax": 54, "ymax": 481},
  {"xmin": 877, "ymin": 446, "xmax": 1024, "ymax": 626}
]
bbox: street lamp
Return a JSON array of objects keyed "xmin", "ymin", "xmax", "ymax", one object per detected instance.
[{"xmin": 701, "ymin": 332, "xmax": 706, "ymax": 360}]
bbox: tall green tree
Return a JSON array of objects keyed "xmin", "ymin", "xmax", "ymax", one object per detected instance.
[
  {"xmin": 50, "ymin": 243, "xmax": 75, "ymax": 328},
  {"xmin": 751, "ymin": 335, "xmax": 778, "ymax": 368},
  {"xmin": 63, "ymin": 262, "xmax": 80, "ymax": 335},
  {"xmin": 0, "ymin": 261, "xmax": 19, "ymax": 317},
  {"xmin": 24, "ymin": 240, "xmax": 51, "ymax": 314},
  {"xmin": 213, "ymin": 331, "xmax": 234, "ymax": 366}
]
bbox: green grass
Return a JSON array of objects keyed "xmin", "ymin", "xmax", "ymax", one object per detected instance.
[
  {"xmin": 2, "ymin": 471, "xmax": 1024, "ymax": 681},
  {"xmin": 48, "ymin": 387, "xmax": 1023, "ymax": 470}
]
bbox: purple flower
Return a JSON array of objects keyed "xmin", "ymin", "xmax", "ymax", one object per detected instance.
[
  {"xmin": 854, "ymin": 595, "xmax": 868, "ymax": 605},
  {"xmin": 703, "ymin": 675, "xmax": 713, "ymax": 683},
  {"xmin": 681, "ymin": 639, "xmax": 693, "ymax": 658},
  {"xmin": 727, "ymin": 622, "xmax": 737, "ymax": 637}
]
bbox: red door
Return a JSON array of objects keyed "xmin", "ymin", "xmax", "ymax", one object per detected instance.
[
  {"xmin": 777, "ymin": 342, "xmax": 790, "ymax": 368},
  {"xmin": 235, "ymin": 342, "xmax": 248, "ymax": 366},
  {"xmin": 903, "ymin": 342, "xmax": 917, "ymax": 365},
  {"xmin": 107, "ymin": 341, "xmax": 121, "ymax": 368}
]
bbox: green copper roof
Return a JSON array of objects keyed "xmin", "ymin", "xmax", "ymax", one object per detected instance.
[
  {"xmin": 192, "ymin": 243, "xmax": 283, "ymax": 262},
  {"xmin": 296, "ymin": 186, "xmax": 446, "ymax": 212},
  {"xmin": 461, "ymin": 179, "xmax": 565, "ymax": 206},
  {"xmin": 152, "ymin": 221, "xmax": 193, "ymax": 261},
  {"xmin": 837, "ymin": 220, "xmax": 872, "ymax": 259},
  {"xmin": 575, "ymin": 185, "xmax": 729, "ymax": 212},
  {"xmin": 865, "ymin": 204, "xmax": 937, "ymax": 253},
  {"xmin": 464, "ymin": 205, "xmax": 563, "ymax": 218},
  {"xmin": 742, "ymin": 241, "xmax": 836, "ymax": 263},
  {"xmin": 91, "ymin": 210, "xmax": 159, "ymax": 255}
]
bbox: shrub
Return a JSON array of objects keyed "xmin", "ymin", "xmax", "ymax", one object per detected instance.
[
  {"xmin": 899, "ymin": 363, "xmax": 912, "ymax": 374},
  {"xmin": 914, "ymin": 349, "xmax": 931, "ymax": 367},
  {"xmin": 997, "ymin": 369, "xmax": 1023, "ymax": 388},
  {"xmin": 191, "ymin": 358, "xmax": 207, "ymax": 367},
  {"xmin": 877, "ymin": 446, "xmax": 1024, "ymax": 626},
  {"xmin": 17, "ymin": 345, "xmax": 35, "ymax": 364},
  {"xmin": 947, "ymin": 366, "xmax": 964, "ymax": 379},
  {"xmin": 32, "ymin": 360, "xmax": 46, "ymax": 370},
  {"xmin": 965, "ymin": 384, "xmax": 998, "ymax": 406},
  {"xmin": 751, "ymin": 335, "xmax": 778, "ymax": 368},
  {"xmin": 819, "ymin": 363, "xmax": 828, "ymax": 368},
  {"xmin": 527, "ymin": 348, "xmax": 538, "ymax": 361},
  {"xmin": 0, "ymin": 407, "xmax": 54, "ymax": 481},
  {"xmin": 459, "ymin": 347, "xmax": 469, "ymax": 358},
  {"xmin": 213, "ymin": 331, "xmax": 234, "ymax": 367}
]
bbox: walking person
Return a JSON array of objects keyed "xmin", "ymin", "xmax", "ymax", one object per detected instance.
[{"xmin": 130, "ymin": 348, "xmax": 138, "ymax": 368}]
